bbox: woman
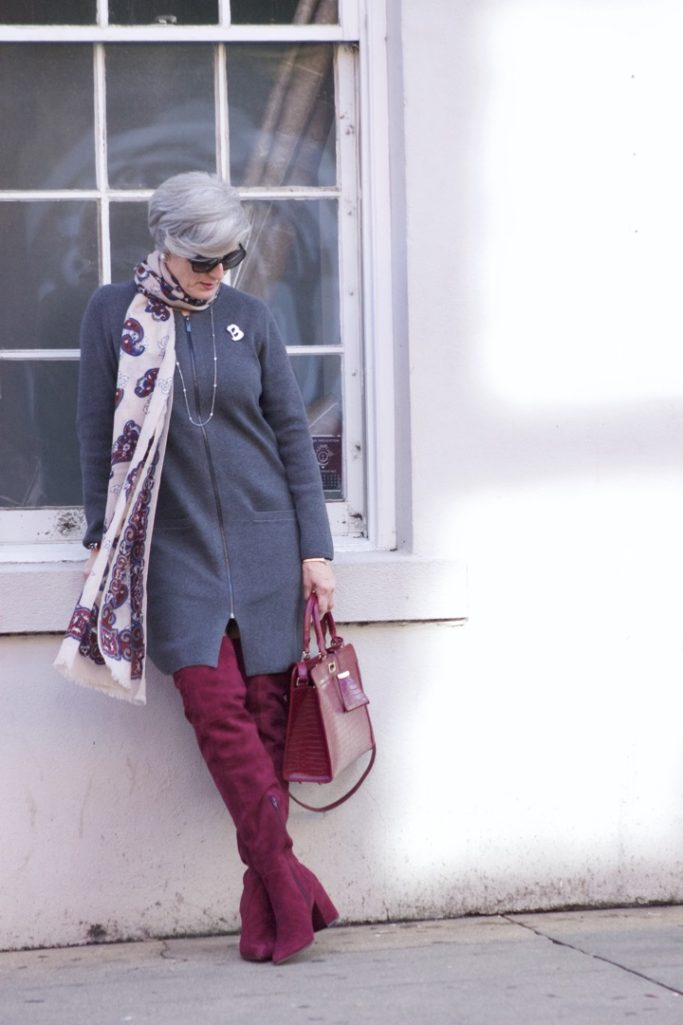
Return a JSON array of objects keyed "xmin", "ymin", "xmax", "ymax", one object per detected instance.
[{"xmin": 55, "ymin": 171, "xmax": 338, "ymax": 964}]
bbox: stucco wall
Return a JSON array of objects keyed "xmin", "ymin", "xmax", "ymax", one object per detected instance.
[
  {"xmin": 3, "ymin": 0, "xmax": 683, "ymax": 951},
  {"xmin": 398, "ymin": 0, "xmax": 683, "ymax": 913}
]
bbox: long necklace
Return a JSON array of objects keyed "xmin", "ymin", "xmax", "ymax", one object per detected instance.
[{"xmin": 175, "ymin": 305, "xmax": 218, "ymax": 428}]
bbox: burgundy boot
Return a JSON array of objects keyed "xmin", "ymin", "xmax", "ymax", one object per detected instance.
[
  {"xmin": 236, "ymin": 669, "xmax": 289, "ymax": 961},
  {"xmin": 237, "ymin": 868, "xmax": 275, "ymax": 962},
  {"xmin": 239, "ymin": 670, "xmax": 338, "ymax": 960},
  {"xmin": 242, "ymin": 672, "xmax": 338, "ymax": 951},
  {"xmin": 238, "ymin": 788, "xmax": 337, "ymax": 964},
  {"xmin": 173, "ymin": 637, "xmax": 336, "ymax": 965}
]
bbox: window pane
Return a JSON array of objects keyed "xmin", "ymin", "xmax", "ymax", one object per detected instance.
[
  {"xmin": 0, "ymin": 202, "xmax": 98, "ymax": 350},
  {"xmin": 0, "ymin": 361, "xmax": 81, "ymax": 508},
  {"xmin": 109, "ymin": 0, "xmax": 217, "ymax": 23},
  {"xmin": 0, "ymin": 45, "xmax": 95, "ymax": 189},
  {"xmin": 110, "ymin": 202, "xmax": 153, "ymax": 284},
  {"xmin": 236, "ymin": 199, "xmax": 339, "ymax": 347},
  {"xmin": 228, "ymin": 44, "xmax": 335, "ymax": 188},
  {"xmin": 106, "ymin": 45, "xmax": 216, "ymax": 189},
  {"xmin": 291, "ymin": 355, "xmax": 343, "ymax": 499},
  {"xmin": 231, "ymin": 0, "xmax": 338, "ymax": 24},
  {"xmin": 0, "ymin": 1, "xmax": 95, "ymax": 23}
]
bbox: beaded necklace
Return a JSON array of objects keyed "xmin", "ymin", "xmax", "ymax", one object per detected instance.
[{"xmin": 174, "ymin": 306, "xmax": 218, "ymax": 428}]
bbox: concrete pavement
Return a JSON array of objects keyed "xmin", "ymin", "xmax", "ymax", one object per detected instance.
[{"xmin": 1, "ymin": 905, "xmax": 682, "ymax": 1024}]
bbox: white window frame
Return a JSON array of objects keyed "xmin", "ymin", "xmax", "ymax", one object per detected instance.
[{"xmin": 0, "ymin": 0, "xmax": 397, "ymax": 559}]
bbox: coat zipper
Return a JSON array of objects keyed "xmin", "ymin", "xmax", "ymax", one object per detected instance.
[{"xmin": 184, "ymin": 317, "xmax": 236, "ymax": 622}]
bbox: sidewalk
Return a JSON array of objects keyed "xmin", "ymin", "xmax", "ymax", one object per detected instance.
[{"xmin": 1, "ymin": 905, "xmax": 682, "ymax": 1025}]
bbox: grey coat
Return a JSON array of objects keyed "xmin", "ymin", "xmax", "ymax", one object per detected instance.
[{"xmin": 77, "ymin": 282, "xmax": 333, "ymax": 677}]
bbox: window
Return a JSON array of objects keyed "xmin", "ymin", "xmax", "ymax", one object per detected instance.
[{"xmin": 0, "ymin": 0, "xmax": 370, "ymax": 546}]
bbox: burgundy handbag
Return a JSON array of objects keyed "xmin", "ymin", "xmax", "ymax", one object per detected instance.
[{"xmin": 283, "ymin": 594, "xmax": 376, "ymax": 812}]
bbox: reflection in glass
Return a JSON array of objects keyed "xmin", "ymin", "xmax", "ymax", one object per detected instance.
[
  {"xmin": 231, "ymin": 0, "xmax": 338, "ymax": 24},
  {"xmin": 109, "ymin": 0, "xmax": 217, "ymax": 23},
  {"xmin": 228, "ymin": 44, "xmax": 335, "ymax": 188},
  {"xmin": 236, "ymin": 200, "xmax": 339, "ymax": 347},
  {"xmin": 106, "ymin": 45, "xmax": 216, "ymax": 189},
  {"xmin": 291, "ymin": 355, "xmax": 343, "ymax": 499},
  {"xmin": 0, "ymin": 202, "xmax": 99, "ymax": 350},
  {"xmin": 0, "ymin": 1, "xmax": 95, "ymax": 23},
  {"xmin": 0, "ymin": 45, "xmax": 95, "ymax": 189},
  {"xmin": 0, "ymin": 361, "xmax": 82, "ymax": 508},
  {"xmin": 110, "ymin": 203, "xmax": 154, "ymax": 283}
]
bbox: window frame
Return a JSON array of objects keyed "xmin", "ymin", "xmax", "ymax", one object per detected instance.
[{"xmin": 0, "ymin": 0, "xmax": 398, "ymax": 564}]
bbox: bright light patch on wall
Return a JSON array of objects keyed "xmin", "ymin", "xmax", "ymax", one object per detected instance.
[{"xmin": 477, "ymin": 0, "xmax": 683, "ymax": 404}]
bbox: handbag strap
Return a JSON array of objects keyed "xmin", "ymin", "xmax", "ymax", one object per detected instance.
[{"xmin": 288, "ymin": 745, "xmax": 376, "ymax": 813}]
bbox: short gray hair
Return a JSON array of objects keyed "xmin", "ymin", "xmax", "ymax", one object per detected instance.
[{"xmin": 148, "ymin": 171, "xmax": 250, "ymax": 259}]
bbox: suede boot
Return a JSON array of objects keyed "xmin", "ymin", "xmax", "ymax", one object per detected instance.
[
  {"xmin": 173, "ymin": 637, "xmax": 337, "ymax": 965},
  {"xmin": 239, "ymin": 669, "xmax": 338, "ymax": 960},
  {"xmin": 238, "ymin": 788, "xmax": 337, "ymax": 964},
  {"xmin": 237, "ymin": 669, "xmax": 289, "ymax": 961}
]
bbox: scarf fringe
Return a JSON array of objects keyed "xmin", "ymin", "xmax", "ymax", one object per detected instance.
[{"xmin": 53, "ymin": 641, "xmax": 147, "ymax": 705}]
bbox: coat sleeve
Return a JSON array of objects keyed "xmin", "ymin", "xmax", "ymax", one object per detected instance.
[
  {"xmin": 76, "ymin": 289, "xmax": 120, "ymax": 549},
  {"xmin": 256, "ymin": 307, "xmax": 334, "ymax": 561}
]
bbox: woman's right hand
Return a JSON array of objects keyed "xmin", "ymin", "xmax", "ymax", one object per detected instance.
[{"xmin": 83, "ymin": 547, "xmax": 100, "ymax": 579}]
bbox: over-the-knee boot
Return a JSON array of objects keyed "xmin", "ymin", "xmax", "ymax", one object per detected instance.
[
  {"xmin": 173, "ymin": 637, "xmax": 336, "ymax": 964},
  {"xmin": 237, "ymin": 670, "xmax": 289, "ymax": 961},
  {"xmin": 240, "ymin": 671, "xmax": 338, "ymax": 960}
]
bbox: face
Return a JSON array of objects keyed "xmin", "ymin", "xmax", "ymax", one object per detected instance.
[{"xmin": 164, "ymin": 252, "xmax": 225, "ymax": 301}]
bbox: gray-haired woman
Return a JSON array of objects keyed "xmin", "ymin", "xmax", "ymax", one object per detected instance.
[{"xmin": 62, "ymin": 171, "xmax": 338, "ymax": 964}]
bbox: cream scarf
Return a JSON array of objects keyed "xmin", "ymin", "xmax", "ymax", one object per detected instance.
[{"xmin": 54, "ymin": 252, "xmax": 214, "ymax": 705}]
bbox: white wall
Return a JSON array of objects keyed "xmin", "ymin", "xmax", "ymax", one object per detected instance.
[
  {"xmin": 3, "ymin": 0, "xmax": 683, "ymax": 951},
  {"xmin": 400, "ymin": 0, "xmax": 683, "ymax": 909}
]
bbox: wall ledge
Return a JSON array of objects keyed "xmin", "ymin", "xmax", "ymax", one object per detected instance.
[{"xmin": 0, "ymin": 547, "xmax": 467, "ymax": 634}]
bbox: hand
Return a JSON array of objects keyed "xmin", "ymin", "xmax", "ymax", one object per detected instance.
[
  {"xmin": 302, "ymin": 560, "xmax": 336, "ymax": 616},
  {"xmin": 83, "ymin": 547, "xmax": 100, "ymax": 579}
]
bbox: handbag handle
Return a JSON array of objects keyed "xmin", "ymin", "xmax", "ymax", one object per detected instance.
[
  {"xmin": 302, "ymin": 593, "xmax": 328, "ymax": 658},
  {"xmin": 302, "ymin": 594, "xmax": 344, "ymax": 655}
]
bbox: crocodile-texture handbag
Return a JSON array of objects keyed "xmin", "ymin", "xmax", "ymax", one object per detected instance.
[{"xmin": 283, "ymin": 594, "xmax": 376, "ymax": 812}]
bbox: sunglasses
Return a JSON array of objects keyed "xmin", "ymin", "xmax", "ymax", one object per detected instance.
[{"xmin": 189, "ymin": 244, "xmax": 247, "ymax": 274}]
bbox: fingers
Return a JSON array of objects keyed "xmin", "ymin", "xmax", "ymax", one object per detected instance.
[{"xmin": 302, "ymin": 562, "xmax": 336, "ymax": 615}]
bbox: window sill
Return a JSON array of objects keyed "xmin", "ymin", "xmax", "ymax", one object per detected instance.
[{"xmin": 0, "ymin": 543, "xmax": 467, "ymax": 634}]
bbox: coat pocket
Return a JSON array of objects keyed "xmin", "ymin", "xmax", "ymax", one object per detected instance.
[{"xmin": 251, "ymin": 509, "xmax": 297, "ymax": 523}]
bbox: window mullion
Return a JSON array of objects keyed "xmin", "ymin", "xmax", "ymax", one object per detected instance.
[
  {"xmin": 218, "ymin": 0, "xmax": 231, "ymax": 28},
  {"xmin": 93, "ymin": 43, "xmax": 110, "ymax": 283},
  {"xmin": 0, "ymin": 26, "xmax": 352, "ymax": 43},
  {"xmin": 286, "ymin": 346, "xmax": 343, "ymax": 356},
  {"xmin": 0, "ymin": 350, "xmax": 79, "ymax": 360},
  {"xmin": 215, "ymin": 44, "xmax": 230, "ymax": 179}
]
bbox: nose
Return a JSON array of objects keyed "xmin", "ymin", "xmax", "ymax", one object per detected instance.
[{"xmin": 207, "ymin": 262, "xmax": 225, "ymax": 280}]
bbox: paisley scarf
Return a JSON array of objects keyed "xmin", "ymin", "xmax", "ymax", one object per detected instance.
[{"xmin": 54, "ymin": 252, "xmax": 214, "ymax": 704}]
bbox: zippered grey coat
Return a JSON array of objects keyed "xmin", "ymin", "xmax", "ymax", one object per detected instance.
[{"xmin": 77, "ymin": 282, "xmax": 334, "ymax": 677}]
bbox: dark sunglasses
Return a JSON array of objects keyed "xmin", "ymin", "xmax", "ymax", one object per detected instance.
[{"xmin": 189, "ymin": 243, "xmax": 246, "ymax": 274}]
